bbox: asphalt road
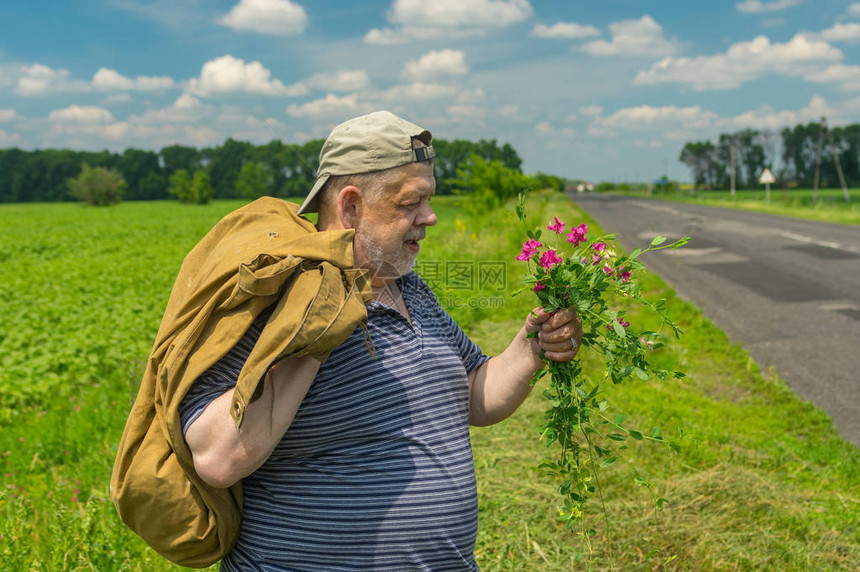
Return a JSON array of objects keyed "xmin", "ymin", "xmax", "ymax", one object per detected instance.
[{"xmin": 572, "ymin": 193, "xmax": 860, "ymax": 447}]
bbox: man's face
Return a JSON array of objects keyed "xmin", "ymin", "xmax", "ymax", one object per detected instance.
[{"xmin": 353, "ymin": 161, "xmax": 437, "ymax": 286}]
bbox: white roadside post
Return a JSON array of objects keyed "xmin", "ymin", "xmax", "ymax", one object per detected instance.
[{"xmin": 759, "ymin": 167, "xmax": 776, "ymax": 205}]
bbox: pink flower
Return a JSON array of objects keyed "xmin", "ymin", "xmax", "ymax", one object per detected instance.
[
  {"xmin": 603, "ymin": 265, "xmax": 614, "ymax": 276},
  {"xmin": 592, "ymin": 242, "xmax": 606, "ymax": 252},
  {"xmin": 547, "ymin": 217, "xmax": 565, "ymax": 234},
  {"xmin": 516, "ymin": 238, "xmax": 543, "ymax": 261},
  {"xmin": 591, "ymin": 253, "xmax": 603, "ymax": 265},
  {"xmin": 606, "ymin": 317, "xmax": 630, "ymax": 332},
  {"xmin": 618, "ymin": 266, "xmax": 632, "ymax": 282},
  {"xmin": 533, "ymin": 283, "xmax": 546, "ymax": 292},
  {"xmin": 540, "ymin": 249, "xmax": 562, "ymax": 270},
  {"xmin": 566, "ymin": 223, "xmax": 587, "ymax": 246}
]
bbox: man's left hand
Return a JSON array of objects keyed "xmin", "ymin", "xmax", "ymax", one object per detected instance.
[{"xmin": 524, "ymin": 307, "xmax": 583, "ymax": 362}]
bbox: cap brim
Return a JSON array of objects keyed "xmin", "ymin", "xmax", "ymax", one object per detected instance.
[{"xmin": 297, "ymin": 173, "xmax": 330, "ymax": 215}]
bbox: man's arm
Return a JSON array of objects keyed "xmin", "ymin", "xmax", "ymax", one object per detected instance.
[
  {"xmin": 468, "ymin": 308, "xmax": 581, "ymax": 427},
  {"xmin": 184, "ymin": 355, "xmax": 320, "ymax": 488}
]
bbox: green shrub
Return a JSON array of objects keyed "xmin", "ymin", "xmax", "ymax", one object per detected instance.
[{"xmin": 67, "ymin": 164, "xmax": 126, "ymax": 206}]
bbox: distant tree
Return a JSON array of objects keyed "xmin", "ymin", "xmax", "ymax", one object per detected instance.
[
  {"xmin": 67, "ymin": 163, "xmax": 126, "ymax": 206},
  {"xmin": 236, "ymin": 161, "xmax": 274, "ymax": 199},
  {"xmin": 160, "ymin": 144, "xmax": 201, "ymax": 174},
  {"xmin": 168, "ymin": 169, "xmax": 193, "ymax": 203},
  {"xmin": 118, "ymin": 148, "xmax": 162, "ymax": 199},
  {"xmin": 455, "ymin": 154, "xmax": 535, "ymax": 215},
  {"xmin": 137, "ymin": 171, "xmax": 168, "ymax": 200},
  {"xmin": 203, "ymin": 138, "xmax": 252, "ymax": 198},
  {"xmin": 190, "ymin": 169, "xmax": 213, "ymax": 205}
]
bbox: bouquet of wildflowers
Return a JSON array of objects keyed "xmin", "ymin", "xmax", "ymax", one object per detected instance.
[{"xmin": 514, "ymin": 193, "xmax": 688, "ymax": 531}]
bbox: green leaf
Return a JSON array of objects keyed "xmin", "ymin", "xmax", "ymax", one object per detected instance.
[
  {"xmin": 656, "ymin": 497, "xmax": 669, "ymax": 510},
  {"xmin": 671, "ymin": 236, "xmax": 691, "ymax": 249},
  {"xmin": 629, "ymin": 248, "xmax": 641, "ymax": 260},
  {"xmin": 650, "ymin": 235, "xmax": 667, "ymax": 246},
  {"xmin": 652, "ymin": 426, "xmax": 662, "ymax": 439},
  {"xmin": 629, "ymin": 430, "xmax": 643, "ymax": 440},
  {"xmin": 599, "ymin": 456, "xmax": 617, "ymax": 468},
  {"xmin": 607, "ymin": 433, "xmax": 627, "ymax": 441},
  {"xmin": 634, "ymin": 367, "xmax": 648, "ymax": 380},
  {"xmin": 612, "ymin": 320, "xmax": 626, "ymax": 337}
]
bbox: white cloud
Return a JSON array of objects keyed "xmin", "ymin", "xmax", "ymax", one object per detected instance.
[
  {"xmin": 602, "ymin": 105, "xmax": 718, "ymax": 130},
  {"xmin": 446, "ymin": 104, "xmax": 485, "ymax": 118},
  {"xmin": 49, "ymin": 105, "xmax": 115, "ymax": 124},
  {"xmin": 456, "ymin": 87, "xmax": 485, "ymax": 103},
  {"xmin": 187, "ymin": 55, "xmax": 303, "ymax": 96},
  {"xmin": 365, "ymin": 0, "xmax": 532, "ymax": 44},
  {"xmin": 497, "ymin": 105, "xmax": 519, "ymax": 117},
  {"xmin": 534, "ymin": 121, "xmax": 575, "ymax": 138},
  {"xmin": 803, "ymin": 22, "xmax": 860, "ymax": 44},
  {"xmin": 634, "ymin": 34, "xmax": 843, "ymax": 90},
  {"xmin": 0, "ymin": 128, "xmax": 23, "ymax": 146},
  {"xmin": 531, "ymin": 22, "xmax": 600, "ymax": 39},
  {"xmin": 286, "ymin": 93, "xmax": 373, "ymax": 118},
  {"xmin": 47, "ymin": 121, "xmax": 221, "ymax": 149},
  {"xmin": 402, "ymin": 50, "xmax": 468, "ymax": 81},
  {"xmin": 736, "ymin": 0, "xmax": 802, "ymax": 14},
  {"xmin": 129, "ymin": 94, "xmax": 214, "ymax": 124},
  {"xmin": 15, "ymin": 64, "xmax": 90, "ymax": 96},
  {"xmin": 805, "ymin": 64, "xmax": 860, "ymax": 91},
  {"xmin": 580, "ymin": 15, "xmax": 676, "ymax": 57},
  {"xmin": 305, "ymin": 69, "xmax": 370, "ymax": 92},
  {"xmin": 389, "ymin": 0, "xmax": 531, "ymax": 28},
  {"xmin": 849, "ymin": 3, "xmax": 860, "ymax": 17},
  {"xmin": 578, "ymin": 105, "xmax": 603, "ymax": 118},
  {"xmin": 0, "ymin": 109, "xmax": 18, "ymax": 122},
  {"xmin": 92, "ymin": 68, "xmax": 174, "ymax": 91},
  {"xmin": 104, "ymin": 93, "xmax": 132, "ymax": 104},
  {"xmin": 219, "ymin": 0, "xmax": 307, "ymax": 36},
  {"xmin": 376, "ymin": 82, "xmax": 459, "ymax": 101},
  {"xmin": 720, "ymin": 95, "xmax": 832, "ymax": 130}
]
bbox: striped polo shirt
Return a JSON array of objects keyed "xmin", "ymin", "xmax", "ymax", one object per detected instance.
[{"xmin": 180, "ymin": 271, "xmax": 490, "ymax": 571}]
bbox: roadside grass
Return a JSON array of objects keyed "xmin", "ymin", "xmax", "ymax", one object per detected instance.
[
  {"xmin": 0, "ymin": 195, "xmax": 857, "ymax": 570},
  {"xmin": 610, "ymin": 188, "xmax": 860, "ymax": 226}
]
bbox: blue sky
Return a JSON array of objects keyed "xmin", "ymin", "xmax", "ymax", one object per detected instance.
[{"xmin": 1, "ymin": 0, "xmax": 860, "ymax": 183}]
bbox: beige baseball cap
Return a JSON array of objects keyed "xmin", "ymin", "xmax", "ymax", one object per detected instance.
[{"xmin": 297, "ymin": 110, "xmax": 434, "ymax": 215}]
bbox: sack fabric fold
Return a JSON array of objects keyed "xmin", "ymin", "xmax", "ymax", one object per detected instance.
[{"xmin": 110, "ymin": 197, "xmax": 371, "ymax": 567}]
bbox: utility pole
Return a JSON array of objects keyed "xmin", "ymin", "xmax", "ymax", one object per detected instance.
[
  {"xmin": 827, "ymin": 128, "xmax": 851, "ymax": 203},
  {"xmin": 730, "ymin": 139, "xmax": 736, "ymax": 198},
  {"xmin": 813, "ymin": 118, "xmax": 825, "ymax": 204}
]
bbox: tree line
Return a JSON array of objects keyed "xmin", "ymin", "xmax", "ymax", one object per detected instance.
[
  {"xmin": 0, "ymin": 138, "xmax": 526, "ymax": 204},
  {"xmin": 679, "ymin": 119, "xmax": 860, "ymax": 190}
]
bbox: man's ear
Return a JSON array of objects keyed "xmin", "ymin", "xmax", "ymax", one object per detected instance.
[{"xmin": 336, "ymin": 185, "xmax": 363, "ymax": 229}]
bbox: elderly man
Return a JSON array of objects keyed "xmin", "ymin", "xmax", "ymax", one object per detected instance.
[{"xmin": 180, "ymin": 111, "xmax": 582, "ymax": 570}]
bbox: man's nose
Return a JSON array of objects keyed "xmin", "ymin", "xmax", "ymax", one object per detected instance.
[{"xmin": 418, "ymin": 203, "xmax": 437, "ymax": 227}]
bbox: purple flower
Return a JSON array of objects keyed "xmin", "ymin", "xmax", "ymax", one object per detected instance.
[
  {"xmin": 540, "ymin": 249, "xmax": 563, "ymax": 269},
  {"xmin": 516, "ymin": 238, "xmax": 543, "ymax": 261},
  {"xmin": 547, "ymin": 217, "xmax": 565, "ymax": 234},
  {"xmin": 603, "ymin": 265, "xmax": 614, "ymax": 276},
  {"xmin": 566, "ymin": 223, "xmax": 587, "ymax": 246},
  {"xmin": 618, "ymin": 266, "xmax": 632, "ymax": 282},
  {"xmin": 592, "ymin": 242, "xmax": 606, "ymax": 252},
  {"xmin": 533, "ymin": 283, "xmax": 546, "ymax": 292}
]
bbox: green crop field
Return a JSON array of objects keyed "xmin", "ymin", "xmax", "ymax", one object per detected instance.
[{"xmin": 1, "ymin": 195, "xmax": 858, "ymax": 570}]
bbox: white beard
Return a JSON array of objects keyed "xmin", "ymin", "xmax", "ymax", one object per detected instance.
[{"xmin": 355, "ymin": 226, "xmax": 417, "ymax": 282}]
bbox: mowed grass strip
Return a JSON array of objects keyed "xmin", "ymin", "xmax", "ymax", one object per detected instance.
[
  {"xmin": 615, "ymin": 188, "xmax": 860, "ymax": 226},
  {"xmin": 0, "ymin": 195, "xmax": 857, "ymax": 570}
]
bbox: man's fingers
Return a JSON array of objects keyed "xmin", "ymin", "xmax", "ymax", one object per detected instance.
[{"xmin": 526, "ymin": 307, "xmax": 554, "ymax": 331}]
